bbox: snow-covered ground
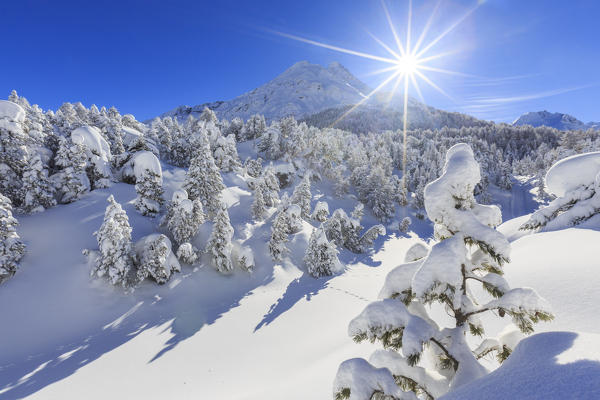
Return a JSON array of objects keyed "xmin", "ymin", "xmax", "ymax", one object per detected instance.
[{"xmin": 1, "ymin": 160, "xmax": 599, "ymax": 399}]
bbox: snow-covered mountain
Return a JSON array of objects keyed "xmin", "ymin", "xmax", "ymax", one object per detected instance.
[
  {"xmin": 513, "ymin": 110, "xmax": 600, "ymax": 131},
  {"xmin": 160, "ymin": 61, "xmax": 373, "ymax": 122}
]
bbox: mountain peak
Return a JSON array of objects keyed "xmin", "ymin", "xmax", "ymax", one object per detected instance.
[
  {"xmin": 513, "ymin": 110, "xmax": 599, "ymax": 131},
  {"xmin": 160, "ymin": 61, "xmax": 373, "ymax": 122}
]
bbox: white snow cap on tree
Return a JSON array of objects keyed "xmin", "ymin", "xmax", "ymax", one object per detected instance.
[
  {"xmin": 71, "ymin": 125, "xmax": 111, "ymax": 162},
  {"xmin": 404, "ymin": 242, "xmax": 428, "ymax": 262},
  {"xmin": 311, "ymin": 200, "xmax": 329, "ymax": 222},
  {"xmin": 336, "ymin": 143, "xmax": 553, "ymax": 399},
  {"xmin": 134, "ymin": 234, "xmax": 180, "ymax": 284},
  {"xmin": 176, "ymin": 242, "xmax": 198, "ymax": 264},
  {"xmin": 0, "ymin": 100, "xmax": 26, "ymax": 122}
]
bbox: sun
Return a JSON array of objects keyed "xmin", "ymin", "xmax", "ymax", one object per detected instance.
[{"xmin": 395, "ymin": 53, "xmax": 419, "ymax": 75}]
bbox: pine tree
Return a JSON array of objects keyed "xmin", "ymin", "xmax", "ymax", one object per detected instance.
[
  {"xmin": 304, "ymin": 226, "xmax": 340, "ymax": 278},
  {"xmin": 290, "ymin": 175, "xmax": 312, "ymax": 218},
  {"xmin": 268, "ymin": 206, "xmax": 290, "ymax": 261},
  {"xmin": 205, "ymin": 204, "xmax": 234, "ymax": 274},
  {"xmin": 213, "ymin": 134, "xmax": 241, "ymax": 172},
  {"xmin": 22, "ymin": 154, "xmax": 57, "ymax": 213},
  {"xmin": 164, "ymin": 190, "xmax": 205, "ymax": 245},
  {"xmin": 251, "ymin": 179, "xmax": 268, "ymax": 220},
  {"xmin": 135, "ymin": 234, "xmax": 180, "ymax": 284},
  {"xmin": 183, "ymin": 142, "xmax": 225, "ymax": 218},
  {"xmin": 336, "ymin": 144, "xmax": 553, "ymax": 399},
  {"xmin": 91, "ymin": 195, "xmax": 135, "ymax": 287},
  {"xmin": 261, "ymin": 165, "xmax": 280, "ymax": 207},
  {"xmin": 242, "ymin": 114, "xmax": 267, "ymax": 144},
  {"xmin": 135, "ymin": 169, "xmax": 164, "ymax": 217},
  {"xmin": 0, "ymin": 194, "xmax": 26, "ymax": 284},
  {"xmin": 53, "ymin": 136, "xmax": 90, "ymax": 203}
]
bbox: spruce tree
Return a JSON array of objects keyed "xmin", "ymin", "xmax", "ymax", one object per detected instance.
[
  {"xmin": 290, "ymin": 175, "xmax": 312, "ymax": 218},
  {"xmin": 91, "ymin": 195, "xmax": 135, "ymax": 287},
  {"xmin": 205, "ymin": 204, "xmax": 234, "ymax": 274},
  {"xmin": 164, "ymin": 190, "xmax": 205, "ymax": 245},
  {"xmin": 135, "ymin": 169, "xmax": 164, "ymax": 217},
  {"xmin": 183, "ymin": 141, "xmax": 225, "ymax": 218},
  {"xmin": 304, "ymin": 226, "xmax": 340, "ymax": 278},
  {"xmin": 0, "ymin": 194, "xmax": 26, "ymax": 284},
  {"xmin": 251, "ymin": 179, "xmax": 268, "ymax": 220},
  {"xmin": 53, "ymin": 136, "xmax": 89, "ymax": 203},
  {"xmin": 22, "ymin": 154, "xmax": 57, "ymax": 213},
  {"xmin": 176, "ymin": 242, "xmax": 198, "ymax": 264},
  {"xmin": 335, "ymin": 144, "xmax": 553, "ymax": 399}
]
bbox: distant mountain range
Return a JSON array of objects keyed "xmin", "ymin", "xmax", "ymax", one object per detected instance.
[
  {"xmin": 512, "ymin": 110, "xmax": 600, "ymax": 131},
  {"xmin": 157, "ymin": 61, "xmax": 492, "ymax": 132}
]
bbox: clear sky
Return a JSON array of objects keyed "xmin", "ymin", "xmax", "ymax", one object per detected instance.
[{"xmin": 2, "ymin": 0, "xmax": 599, "ymax": 123}]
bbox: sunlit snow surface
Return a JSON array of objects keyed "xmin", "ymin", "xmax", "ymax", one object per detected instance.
[{"xmin": 1, "ymin": 158, "xmax": 599, "ymax": 399}]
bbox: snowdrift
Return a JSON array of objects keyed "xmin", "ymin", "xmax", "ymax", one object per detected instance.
[{"xmin": 441, "ymin": 331, "xmax": 600, "ymax": 400}]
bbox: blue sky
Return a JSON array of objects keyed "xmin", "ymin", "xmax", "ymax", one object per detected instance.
[{"xmin": 1, "ymin": 0, "xmax": 599, "ymax": 122}]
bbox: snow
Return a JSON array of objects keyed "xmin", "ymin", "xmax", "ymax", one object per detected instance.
[
  {"xmin": 0, "ymin": 100, "xmax": 25, "ymax": 122},
  {"xmin": 121, "ymin": 126, "xmax": 143, "ymax": 148},
  {"xmin": 441, "ymin": 331, "xmax": 600, "ymax": 400},
  {"xmin": 71, "ymin": 125, "xmax": 112, "ymax": 162},
  {"xmin": 333, "ymin": 358, "xmax": 410, "ymax": 400},
  {"xmin": 404, "ymin": 242, "xmax": 428, "ymax": 262},
  {"xmin": 544, "ymin": 151, "xmax": 600, "ymax": 197},
  {"xmin": 132, "ymin": 151, "xmax": 162, "ymax": 180}
]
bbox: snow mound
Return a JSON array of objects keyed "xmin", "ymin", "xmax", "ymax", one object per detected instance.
[
  {"xmin": 0, "ymin": 100, "xmax": 25, "ymax": 122},
  {"xmin": 121, "ymin": 151, "xmax": 162, "ymax": 183},
  {"xmin": 333, "ymin": 358, "xmax": 410, "ymax": 400},
  {"xmin": 71, "ymin": 126, "xmax": 112, "ymax": 162},
  {"xmin": 545, "ymin": 151, "xmax": 600, "ymax": 197},
  {"xmin": 440, "ymin": 331, "xmax": 600, "ymax": 400},
  {"xmin": 121, "ymin": 126, "xmax": 143, "ymax": 147}
]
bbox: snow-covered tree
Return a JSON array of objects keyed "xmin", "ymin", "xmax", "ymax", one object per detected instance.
[
  {"xmin": 199, "ymin": 107, "xmax": 218, "ymax": 124},
  {"xmin": 304, "ymin": 226, "xmax": 341, "ymax": 278},
  {"xmin": 213, "ymin": 134, "xmax": 241, "ymax": 171},
  {"xmin": 225, "ymin": 117, "xmax": 244, "ymax": 141},
  {"xmin": 21, "ymin": 154, "xmax": 57, "ymax": 213},
  {"xmin": 0, "ymin": 194, "xmax": 26, "ymax": 284},
  {"xmin": 135, "ymin": 169, "xmax": 164, "ymax": 217},
  {"xmin": 244, "ymin": 157, "xmax": 263, "ymax": 178},
  {"xmin": 335, "ymin": 144, "xmax": 553, "ymax": 399},
  {"xmin": 176, "ymin": 242, "xmax": 198, "ymax": 264},
  {"xmin": 258, "ymin": 124, "xmax": 283, "ymax": 160},
  {"xmin": 323, "ymin": 209, "xmax": 385, "ymax": 254},
  {"xmin": 262, "ymin": 165, "xmax": 280, "ymax": 207},
  {"xmin": 164, "ymin": 189, "xmax": 205, "ymax": 245},
  {"xmin": 183, "ymin": 141, "xmax": 225, "ymax": 218},
  {"xmin": 242, "ymin": 113, "xmax": 267, "ymax": 144},
  {"xmin": 312, "ymin": 200, "xmax": 329, "ymax": 222},
  {"xmin": 252, "ymin": 179, "xmax": 268, "ymax": 220},
  {"xmin": 268, "ymin": 202, "xmax": 302, "ymax": 261},
  {"xmin": 290, "ymin": 175, "xmax": 312, "ymax": 218},
  {"xmin": 135, "ymin": 234, "xmax": 180, "ymax": 284},
  {"xmin": 237, "ymin": 246, "xmax": 254, "ymax": 272},
  {"xmin": 91, "ymin": 195, "xmax": 135, "ymax": 287},
  {"xmin": 205, "ymin": 204, "xmax": 234, "ymax": 274},
  {"xmin": 399, "ymin": 217, "xmax": 411, "ymax": 233},
  {"xmin": 521, "ymin": 152, "xmax": 600, "ymax": 231}
]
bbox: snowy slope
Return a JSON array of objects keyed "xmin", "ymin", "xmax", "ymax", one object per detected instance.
[
  {"xmin": 513, "ymin": 110, "xmax": 600, "ymax": 131},
  {"xmin": 160, "ymin": 61, "xmax": 373, "ymax": 122},
  {"xmin": 2, "ymin": 150, "xmax": 599, "ymax": 399}
]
